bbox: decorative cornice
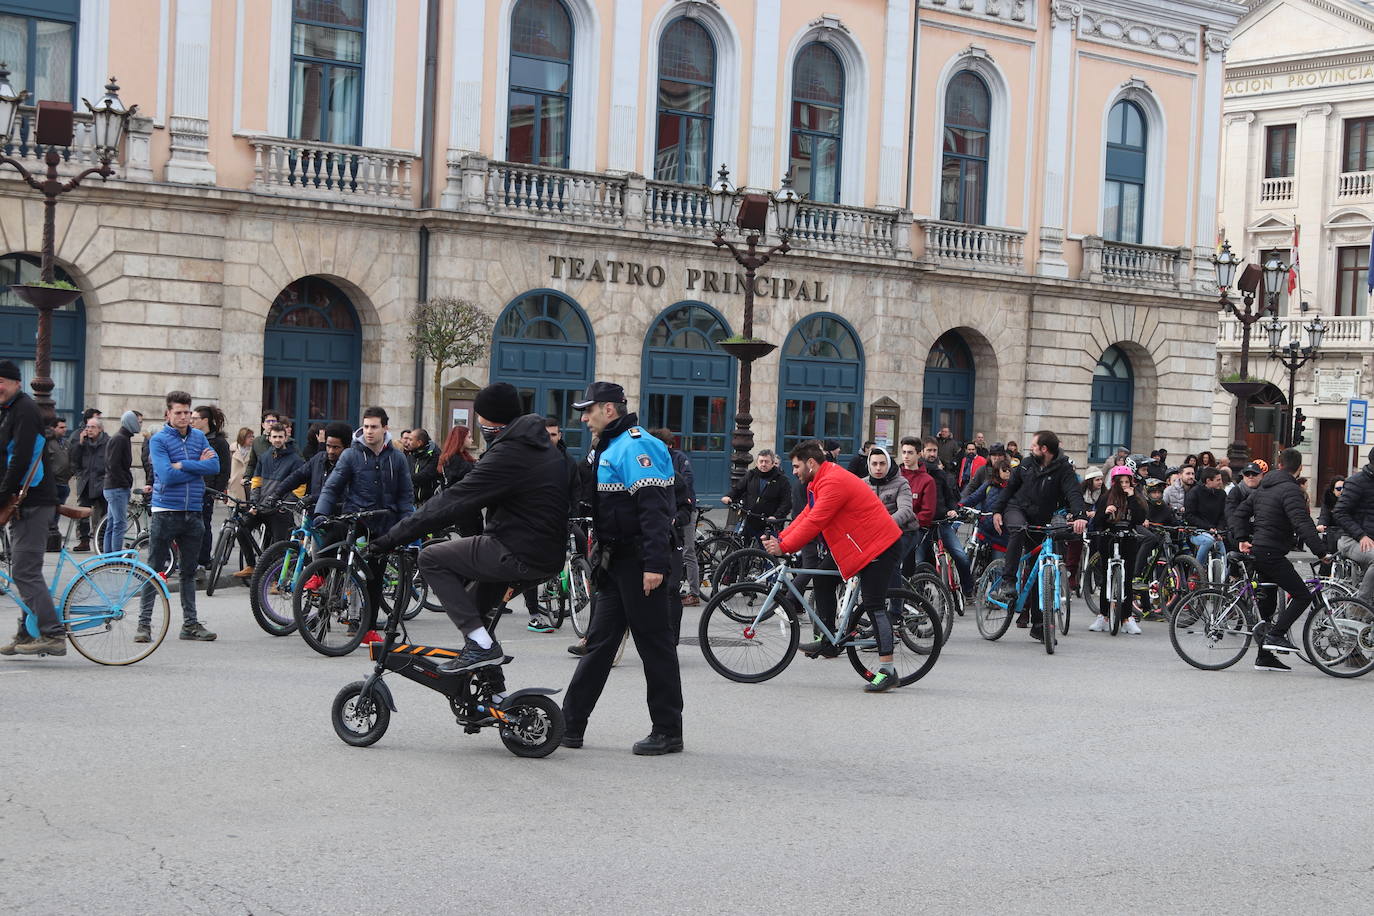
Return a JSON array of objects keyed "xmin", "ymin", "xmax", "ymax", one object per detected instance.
[
  {"xmin": 806, "ymin": 14, "xmax": 850, "ymax": 36},
  {"xmin": 1078, "ymin": 10, "xmax": 1199, "ymax": 61},
  {"xmin": 675, "ymin": 0, "xmax": 719, "ymax": 18},
  {"xmin": 1203, "ymin": 29, "xmax": 1230, "ymax": 58},
  {"xmin": 1051, "ymin": 1, "xmax": 1083, "ymax": 23},
  {"xmin": 1226, "ymin": 50, "xmax": 1374, "ymax": 79},
  {"xmin": 921, "ymin": 0, "xmax": 1035, "ymax": 28}
]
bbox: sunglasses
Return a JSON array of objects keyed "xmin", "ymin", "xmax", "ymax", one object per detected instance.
[{"xmin": 1243, "ymin": 472, "xmax": 1259, "ymax": 478}]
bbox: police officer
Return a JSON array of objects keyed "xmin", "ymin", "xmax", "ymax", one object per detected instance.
[{"xmin": 561, "ymin": 382, "xmax": 683, "ymax": 756}]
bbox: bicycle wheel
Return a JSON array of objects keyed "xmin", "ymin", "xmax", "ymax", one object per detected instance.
[
  {"xmin": 378, "ymin": 555, "xmax": 424, "ymax": 621},
  {"xmin": 1108, "ymin": 561, "xmax": 1124, "ymax": 636},
  {"xmin": 907, "ymin": 569, "xmax": 954, "ymax": 645},
  {"xmin": 569, "ymin": 556, "xmax": 594, "ymax": 638},
  {"xmin": 534, "ymin": 575, "xmax": 566, "ymax": 627},
  {"xmin": 498, "ymin": 693, "xmax": 564, "ymax": 758},
  {"xmin": 1054, "ymin": 562, "xmax": 1071, "ymax": 636},
  {"xmin": 204, "ymin": 523, "xmax": 236, "ymax": 597},
  {"xmin": 1081, "ymin": 551, "xmax": 1101, "ymax": 615},
  {"xmin": 698, "ymin": 582, "xmax": 799, "ymax": 683},
  {"xmin": 293, "ymin": 557, "xmax": 372, "ymax": 657},
  {"xmin": 1038, "ymin": 561, "xmax": 1056, "ymax": 654},
  {"xmin": 248, "ymin": 541, "xmax": 300, "ymax": 636},
  {"xmin": 62, "ymin": 560, "xmax": 169, "ymax": 665},
  {"xmin": 1303, "ymin": 595, "xmax": 1374, "ymax": 678},
  {"xmin": 975, "ymin": 559, "xmax": 1013, "ymax": 640},
  {"xmin": 331, "ymin": 680, "xmax": 390, "ymax": 747},
  {"xmin": 847, "ymin": 589, "xmax": 942, "ymax": 687},
  {"xmin": 1168, "ymin": 587, "xmax": 1253, "ymax": 670},
  {"xmin": 1166, "ymin": 555, "xmax": 1205, "ymax": 613},
  {"xmin": 711, "ymin": 547, "xmax": 774, "ymax": 593},
  {"xmin": 697, "ymin": 534, "xmax": 742, "ymax": 593}
]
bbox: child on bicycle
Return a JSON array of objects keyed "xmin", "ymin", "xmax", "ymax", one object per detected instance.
[{"xmin": 1087, "ymin": 466, "xmax": 1149, "ymax": 634}]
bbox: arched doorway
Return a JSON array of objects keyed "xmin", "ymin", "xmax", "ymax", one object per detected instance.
[
  {"xmin": 778, "ymin": 312, "xmax": 864, "ymax": 459},
  {"xmin": 923, "ymin": 331, "xmax": 974, "ymax": 441},
  {"xmin": 1246, "ymin": 382, "xmax": 1287, "ymax": 467},
  {"xmin": 641, "ymin": 302, "xmax": 735, "ymax": 497},
  {"xmin": 491, "ymin": 289, "xmax": 594, "ymax": 457},
  {"xmin": 1089, "ymin": 345, "xmax": 1133, "ymax": 464},
  {"xmin": 263, "ymin": 277, "xmax": 361, "ymax": 429},
  {"xmin": 0, "ymin": 253, "xmax": 85, "ymax": 428}
]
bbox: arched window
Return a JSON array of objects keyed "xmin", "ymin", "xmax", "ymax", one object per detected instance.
[
  {"xmin": 263, "ymin": 277, "xmax": 361, "ymax": 429},
  {"xmin": 289, "ymin": 0, "xmax": 365, "ymax": 145},
  {"xmin": 1089, "ymin": 345, "xmax": 1133, "ymax": 464},
  {"xmin": 922, "ymin": 331, "xmax": 974, "ymax": 441},
  {"xmin": 642, "ymin": 303, "xmax": 735, "ymax": 497},
  {"xmin": 492, "ymin": 290, "xmax": 593, "ymax": 456},
  {"xmin": 507, "ymin": 0, "xmax": 573, "ymax": 168},
  {"xmin": 789, "ymin": 42, "xmax": 844, "ymax": 205},
  {"xmin": 778, "ymin": 313, "xmax": 863, "ymax": 458},
  {"xmin": 1104, "ymin": 100, "xmax": 1147, "ymax": 244},
  {"xmin": 941, "ymin": 71, "xmax": 990, "ymax": 224},
  {"xmin": 0, "ymin": 252, "xmax": 84, "ymax": 427},
  {"xmin": 654, "ymin": 17, "xmax": 714, "ymax": 185}
]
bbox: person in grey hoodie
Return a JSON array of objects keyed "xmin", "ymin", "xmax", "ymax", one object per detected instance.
[
  {"xmin": 102, "ymin": 410, "xmax": 141, "ymax": 553},
  {"xmin": 866, "ymin": 446, "xmax": 919, "ymax": 616}
]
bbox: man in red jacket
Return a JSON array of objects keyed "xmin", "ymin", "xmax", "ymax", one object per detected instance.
[
  {"xmin": 898, "ymin": 435, "xmax": 937, "ymax": 573},
  {"xmin": 763, "ymin": 440, "xmax": 904, "ymax": 692}
]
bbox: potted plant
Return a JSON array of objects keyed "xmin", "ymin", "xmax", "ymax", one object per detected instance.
[
  {"xmin": 718, "ymin": 336, "xmax": 777, "ymax": 362},
  {"xmin": 1218, "ymin": 372, "xmax": 1266, "ymax": 400},
  {"xmin": 7, "ymin": 278, "xmax": 81, "ymax": 310}
]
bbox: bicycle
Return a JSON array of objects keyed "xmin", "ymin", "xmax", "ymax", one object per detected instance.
[
  {"xmin": 698, "ymin": 509, "xmax": 774, "ymax": 594},
  {"xmin": 1087, "ymin": 527, "xmax": 1148, "ymax": 635},
  {"xmin": 203, "ymin": 489, "xmax": 266, "ymax": 597},
  {"xmin": 697, "ymin": 552, "xmax": 943, "ymax": 688},
  {"xmin": 248, "ymin": 504, "xmax": 327, "ymax": 637},
  {"xmin": 534, "ymin": 517, "xmax": 595, "ymax": 636},
  {"xmin": 5, "ymin": 504, "xmax": 171, "ymax": 665},
  {"xmin": 93, "ymin": 490, "xmax": 152, "ymax": 551},
  {"xmin": 1083, "ymin": 524, "xmax": 1202, "ymax": 619},
  {"xmin": 291, "ymin": 509, "xmax": 392, "ymax": 656},
  {"xmin": 974, "ymin": 524, "xmax": 1074, "ymax": 653},
  {"xmin": 1170, "ymin": 552, "xmax": 1374, "ymax": 677}
]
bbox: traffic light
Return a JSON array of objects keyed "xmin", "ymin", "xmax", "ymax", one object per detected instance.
[{"xmin": 1292, "ymin": 408, "xmax": 1307, "ymax": 446}]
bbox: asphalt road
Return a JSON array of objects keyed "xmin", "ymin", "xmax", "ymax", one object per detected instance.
[{"xmin": 2, "ymin": 579, "xmax": 1371, "ymax": 915}]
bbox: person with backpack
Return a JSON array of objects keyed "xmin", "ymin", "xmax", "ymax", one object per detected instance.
[{"xmin": 102, "ymin": 411, "xmax": 142, "ymax": 553}]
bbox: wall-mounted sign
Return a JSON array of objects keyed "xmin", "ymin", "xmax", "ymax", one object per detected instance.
[
  {"xmin": 548, "ymin": 255, "xmax": 830, "ymax": 303},
  {"xmin": 1225, "ymin": 64, "xmax": 1374, "ymax": 97},
  {"xmin": 1315, "ymin": 368, "xmax": 1361, "ymax": 403}
]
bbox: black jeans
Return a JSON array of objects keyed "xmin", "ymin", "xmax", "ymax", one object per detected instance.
[
  {"xmin": 1251, "ymin": 549, "xmax": 1313, "ymax": 638},
  {"xmin": 140, "ymin": 510, "xmax": 204, "ymax": 626},
  {"xmin": 813, "ymin": 539, "xmax": 902, "ymax": 655},
  {"xmin": 563, "ymin": 548, "xmax": 683, "ymax": 738},
  {"xmin": 998, "ymin": 506, "xmax": 1034, "ymax": 588},
  {"xmin": 420, "ymin": 535, "xmax": 534, "ymax": 635}
]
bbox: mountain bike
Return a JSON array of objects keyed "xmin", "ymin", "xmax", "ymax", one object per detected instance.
[
  {"xmin": 974, "ymin": 524, "xmax": 1074, "ymax": 653},
  {"xmin": 697, "ymin": 553, "xmax": 942, "ymax": 688},
  {"xmin": 292, "ymin": 510, "xmax": 392, "ymax": 656},
  {"xmin": 535, "ymin": 517, "xmax": 595, "ymax": 636},
  {"xmin": 5, "ymin": 504, "xmax": 171, "ymax": 665},
  {"xmin": 204, "ymin": 489, "xmax": 265, "ymax": 596},
  {"xmin": 249, "ymin": 506, "xmax": 327, "ymax": 636}
]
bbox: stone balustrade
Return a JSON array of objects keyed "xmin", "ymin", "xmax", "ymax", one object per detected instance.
[
  {"xmin": 1081, "ymin": 236, "xmax": 1190, "ymax": 290},
  {"xmin": 793, "ymin": 201, "xmax": 908, "ymax": 258},
  {"xmin": 1337, "ymin": 170, "xmax": 1374, "ymax": 199},
  {"xmin": 916, "ymin": 220, "xmax": 1025, "ymax": 271},
  {"xmin": 244, "ymin": 135, "xmax": 415, "ymax": 204},
  {"xmin": 1259, "ymin": 176, "xmax": 1293, "ymax": 204},
  {"xmin": 1220, "ymin": 313, "xmax": 1374, "ymax": 348},
  {"xmin": 0, "ymin": 106, "xmax": 153, "ymax": 183}
]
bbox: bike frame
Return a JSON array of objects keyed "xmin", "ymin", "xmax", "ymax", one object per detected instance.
[{"xmin": 743, "ymin": 561, "xmax": 869, "ymax": 649}]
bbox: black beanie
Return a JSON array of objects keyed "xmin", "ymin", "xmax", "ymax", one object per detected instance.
[
  {"xmin": 474, "ymin": 382, "xmax": 522, "ymax": 425},
  {"xmin": 0, "ymin": 359, "xmax": 20, "ymax": 381}
]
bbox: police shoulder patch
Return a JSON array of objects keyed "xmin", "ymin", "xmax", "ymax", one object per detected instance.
[
  {"xmin": 637, "ymin": 454, "xmax": 652, "ymax": 468},
  {"xmin": 628, "ymin": 427, "xmax": 642, "ymax": 438}
]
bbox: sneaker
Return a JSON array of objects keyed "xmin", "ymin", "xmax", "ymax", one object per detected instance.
[
  {"xmin": 1123, "ymin": 617, "xmax": 1143, "ymax": 635},
  {"xmin": 681, "ymin": 594, "xmax": 700, "ymax": 607},
  {"xmin": 1254, "ymin": 650, "xmax": 1291, "ymax": 672},
  {"xmin": 14, "ymin": 635, "xmax": 66, "ymax": 656},
  {"xmin": 1015, "ymin": 609, "xmax": 1030, "ymax": 629},
  {"xmin": 361, "ymin": 630, "xmax": 383, "ymax": 645},
  {"xmin": 798, "ymin": 639, "xmax": 840, "ymax": 658},
  {"xmin": 1088, "ymin": 614, "xmax": 1108, "ymax": 632},
  {"xmin": 567, "ymin": 643, "xmax": 589, "ymax": 657},
  {"xmin": 302, "ymin": 574, "xmax": 324, "ymax": 591},
  {"xmin": 527, "ymin": 617, "xmax": 555, "ymax": 634},
  {"xmin": 864, "ymin": 668, "xmax": 898, "ymax": 693},
  {"xmin": 991, "ymin": 581, "xmax": 1016, "ymax": 603},
  {"xmin": 1030, "ymin": 624, "xmax": 1043, "ymax": 641},
  {"xmin": 0, "ymin": 628, "xmax": 33, "ymax": 656},
  {"xmin": 1263, "ymin": 632, "xmax": 1299, "ymax": 654},
  {"xmin": 133, "ymin": 624, "xmax": 152, "ymax": 644},
  {"xmin": 179, "ymin": 622, "xmax": 217, "ymax": 641},
  {"xmin": 436, "ymin": 638, "xmax": 504, "ymax": 673},
  {"xmin": 232, "ymin": 566, "xmax": 255, "ymax": 579}
]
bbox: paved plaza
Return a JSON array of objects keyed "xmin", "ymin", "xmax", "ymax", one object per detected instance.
[{"xmin": 3, "ymin": 583, "xmax": 1372, "ymax": 915}]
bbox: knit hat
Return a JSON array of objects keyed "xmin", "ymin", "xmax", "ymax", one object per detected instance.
[
  {"xmin": 473, "ymin": 382, "xmax": 523, "ymax": 425},
  {"xmin": 0, "ymin": 360, "xmax": 20, "ymax": 381},
  {"xmin": 121, "ymin": 410, "xmax": 140, "ymax": 435}
]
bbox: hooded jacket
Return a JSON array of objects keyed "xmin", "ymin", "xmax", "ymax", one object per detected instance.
[
  {"xmin": 779, "ymin": 460, "xmax": 901, "ymax": 578},
  {"xmin": 726, "ymin": 462, "xmax": 791, "ymax": 523},
  {"xmin": 374, "ymin": 414, "xmax": 567, "ymax": 573},
  {"xmin": 898, "ymin": 459, "xmax": 937, "ymax": 529},
  {"xmin": 251, "ymin": 442, "xmax": 306, "ymax": 500},
  {"xmin": 1333, "ymin": 462, "xmax": 1374, "ymax": 541},
  {"xmin": 314, "ymin": 428, "xmax": 414, "ymax": 535},
  {"xmin": 867, "ymin": 447, "xmax": 918, "ymax": 532},
  {"xmin": 407, "ymin": 441, "xmax": 440, "ymax": 503},
  {"xmin": 103, "ymin": 411, "xmax": 141, "ymax": 491},
  {"xmin": 0, "ymin": 388, "xmax": 55, "ymax": 506},
  {"xmin": 1001, "ymin": 452, "xmax": 1086, "ymax": 523},
  {"xmin": 1233, "ymin": 469, "xmax": 1325, "ymax": 556}
]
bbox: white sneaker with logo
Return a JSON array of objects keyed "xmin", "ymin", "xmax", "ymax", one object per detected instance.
[
  {"xmin": 1088, "ymin": 615, "xmax": 1107, "ymax": 632},
  {"xmin": 1123, "ymin": 617, "xmax": 1143, "ymax": 635}
]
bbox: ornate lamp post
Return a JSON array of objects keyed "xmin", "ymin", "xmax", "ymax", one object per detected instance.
[
  {"xmin": 1265, "ymin": 312, "xmax": 1325, "ymax": 448},
  {"xmin": 1213, "ymin": 240, "xmax": 1270, "ymax": 468},
  {"xmin": 707, "ymin": 166, "xmax": 801, "ymax": 491},
  {"xmin": 0, "ymin": 68, "xmax": 136, "ymax": 424}
]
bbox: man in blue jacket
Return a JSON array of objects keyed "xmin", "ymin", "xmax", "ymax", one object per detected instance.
[{"xmin": 139, "ymin": 390, "xmax": 220, "ymax": 642}]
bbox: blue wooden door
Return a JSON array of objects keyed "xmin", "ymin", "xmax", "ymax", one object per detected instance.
[
  {"xmin": 641, "ymin": 303, "xmax": 735, "ymax": 498},
  {"xmin": 777, "ymin": 313, "xmax": 864, "ymax": 462},
  {"xmin": 1088, "ymin": 345, "xmax": 1133, "ymax": 463},
  {"xmin": 262, "ymin": 278, "xmax": 361, "ymax": 430},
  {"xmin": 922, "ymin": 331, "xmax": 975, "ymax": 441}
]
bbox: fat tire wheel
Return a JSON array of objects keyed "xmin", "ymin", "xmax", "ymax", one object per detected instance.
[
  {"xmin": 332, "ymin": 681, "xmax": 390, "ymax": 747},
  {"xmin": 498, "ymin": 694, "xmax": 565, "ymax": 758}
]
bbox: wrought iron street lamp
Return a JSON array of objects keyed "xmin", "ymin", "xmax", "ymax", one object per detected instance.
[
  {"xmin": 708, "ymin": 166, "xmax": 801, "ymax": 490},
  {"xmin": 1213, "ymin": 240, "xmax": 1269, "ymax": 467},
  {"xmin": 0, "ymin": 69, "xmax": 135, "ymax": 424},
  {"xmin": 1266, "ymin": 312, "xmax": 1325, "ymax": 448}
]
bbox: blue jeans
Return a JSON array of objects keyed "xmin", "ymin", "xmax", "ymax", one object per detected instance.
[
  {"xmin": 102, "ymin": 487, "xmax": 131, "ymax": 553},
  {"xmin": 1191, "ymin": 532, "xmax": 1224, "ymax": 568},
  {"xmin": 929, "ymin": 520, "xmax": 974, "ymax": 593},
  {"xmin": 140, "ymin": 510, "xmax": 205, "ymax": 626}
]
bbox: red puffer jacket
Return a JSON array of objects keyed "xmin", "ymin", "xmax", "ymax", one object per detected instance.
[{"xmin": 778, "ymin": 461, "xmax": 901, "ymax": 578}]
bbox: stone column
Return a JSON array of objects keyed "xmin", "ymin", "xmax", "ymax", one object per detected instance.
[
  {"xmin": 1219, "ymin": 111, "xmax": 1253, "ymax": 252},
  {"xmin": 450, "ymin": 0, "xmax": 486, "ymax": 155},
  {"xmin": 747, "ymin": 0, "xmax": 782, "ymax": 187},
  {"xmin": 607, "ymin": 0, "xmax": 643, "ymax": 172},
  {"xmin": 1035, "ymin": 1, "xmax": 1081, "ymax": 279},
  {"xmin": 1192, "ymin": 32, "xmax": 1229, "ymax": 292},
  {"xmin": 1296, "ymin": 103, "xmax": 1333, "ymax": 308},
  {"xmin": 876, "ymin": 0, "xmax": 912, "ymax": 207},
  {"xmin": 165, "ymin": 0, "xmax": 216, "ymax": 184}
]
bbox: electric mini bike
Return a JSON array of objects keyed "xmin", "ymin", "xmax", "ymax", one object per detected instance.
[{"xmin": 331, "ymin": 547, "xmax": 565, "ymax": 758}]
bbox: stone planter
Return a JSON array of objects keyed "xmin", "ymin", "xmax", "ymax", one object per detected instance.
[
  {"xmin": 1220, "ymin": 380, "xmax": 1265, "ymax": 400},
  {"xmin": 6, "ymin": 284, "xmax": 82, "ymax": 310},
  {"xmin": 719, "ymin": 340, "xmax": 777, "ymax": 363}
]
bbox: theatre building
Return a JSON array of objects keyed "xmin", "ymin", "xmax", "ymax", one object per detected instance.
[{"xmin": 0, "ymin": 0, "xmax": 1239, "ymax": 496}]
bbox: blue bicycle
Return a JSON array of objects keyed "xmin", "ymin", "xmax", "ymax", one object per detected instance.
[
  {"xmin": 5, "ymin": 505, "xmax": 171, "ymax": 664},
  {"xmin": 248, "ymin": 501, "xmax": 325, "ymax": 637},
  {"xmin": 975, "ymin": 524, "xmax": 1074, "ymax": 654}
]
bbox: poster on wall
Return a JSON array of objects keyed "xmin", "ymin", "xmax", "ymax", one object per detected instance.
[{"xmin": 874, "ymin": 417, "xmax": 894, "ymax": 448}]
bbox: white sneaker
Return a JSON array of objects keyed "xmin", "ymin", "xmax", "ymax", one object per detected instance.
[
  {"xmin": 1088, "ymin": 615, "xmax": 1107, "ymax": 632},
  {"xmin": 1123, "ymin": 617, "xmax": 1143, "ymax": 635}
]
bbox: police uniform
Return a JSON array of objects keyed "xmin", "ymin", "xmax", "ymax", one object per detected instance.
[{"xmin": 562, "ymin": 409, "xmax": 682, "ymax": 741}]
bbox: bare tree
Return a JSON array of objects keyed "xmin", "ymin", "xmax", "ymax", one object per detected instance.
[{"xmin": 408, "ymin": 296, "xmax": 492, "ymax": 432}]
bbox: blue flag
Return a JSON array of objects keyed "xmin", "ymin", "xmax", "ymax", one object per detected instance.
[{"xmin": 1368, "ymin": 227, "xmax": 1374, "ymax": 293}]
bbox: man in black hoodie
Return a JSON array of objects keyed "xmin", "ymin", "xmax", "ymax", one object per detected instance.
[
  {"xmin": 1184, "ymin": 466, "xmax": 1228, "ymax": 568},
  {"xmin": 1234, "ymin": 448, "xmax": 1330, "ymax": 664},
  {"xmin": 368, "ymin": 383, "xmax": 569, "ymax": 675},
  {"xmin": 722, "ymin": 450, "xmax": 790, "ymax": 543}
]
